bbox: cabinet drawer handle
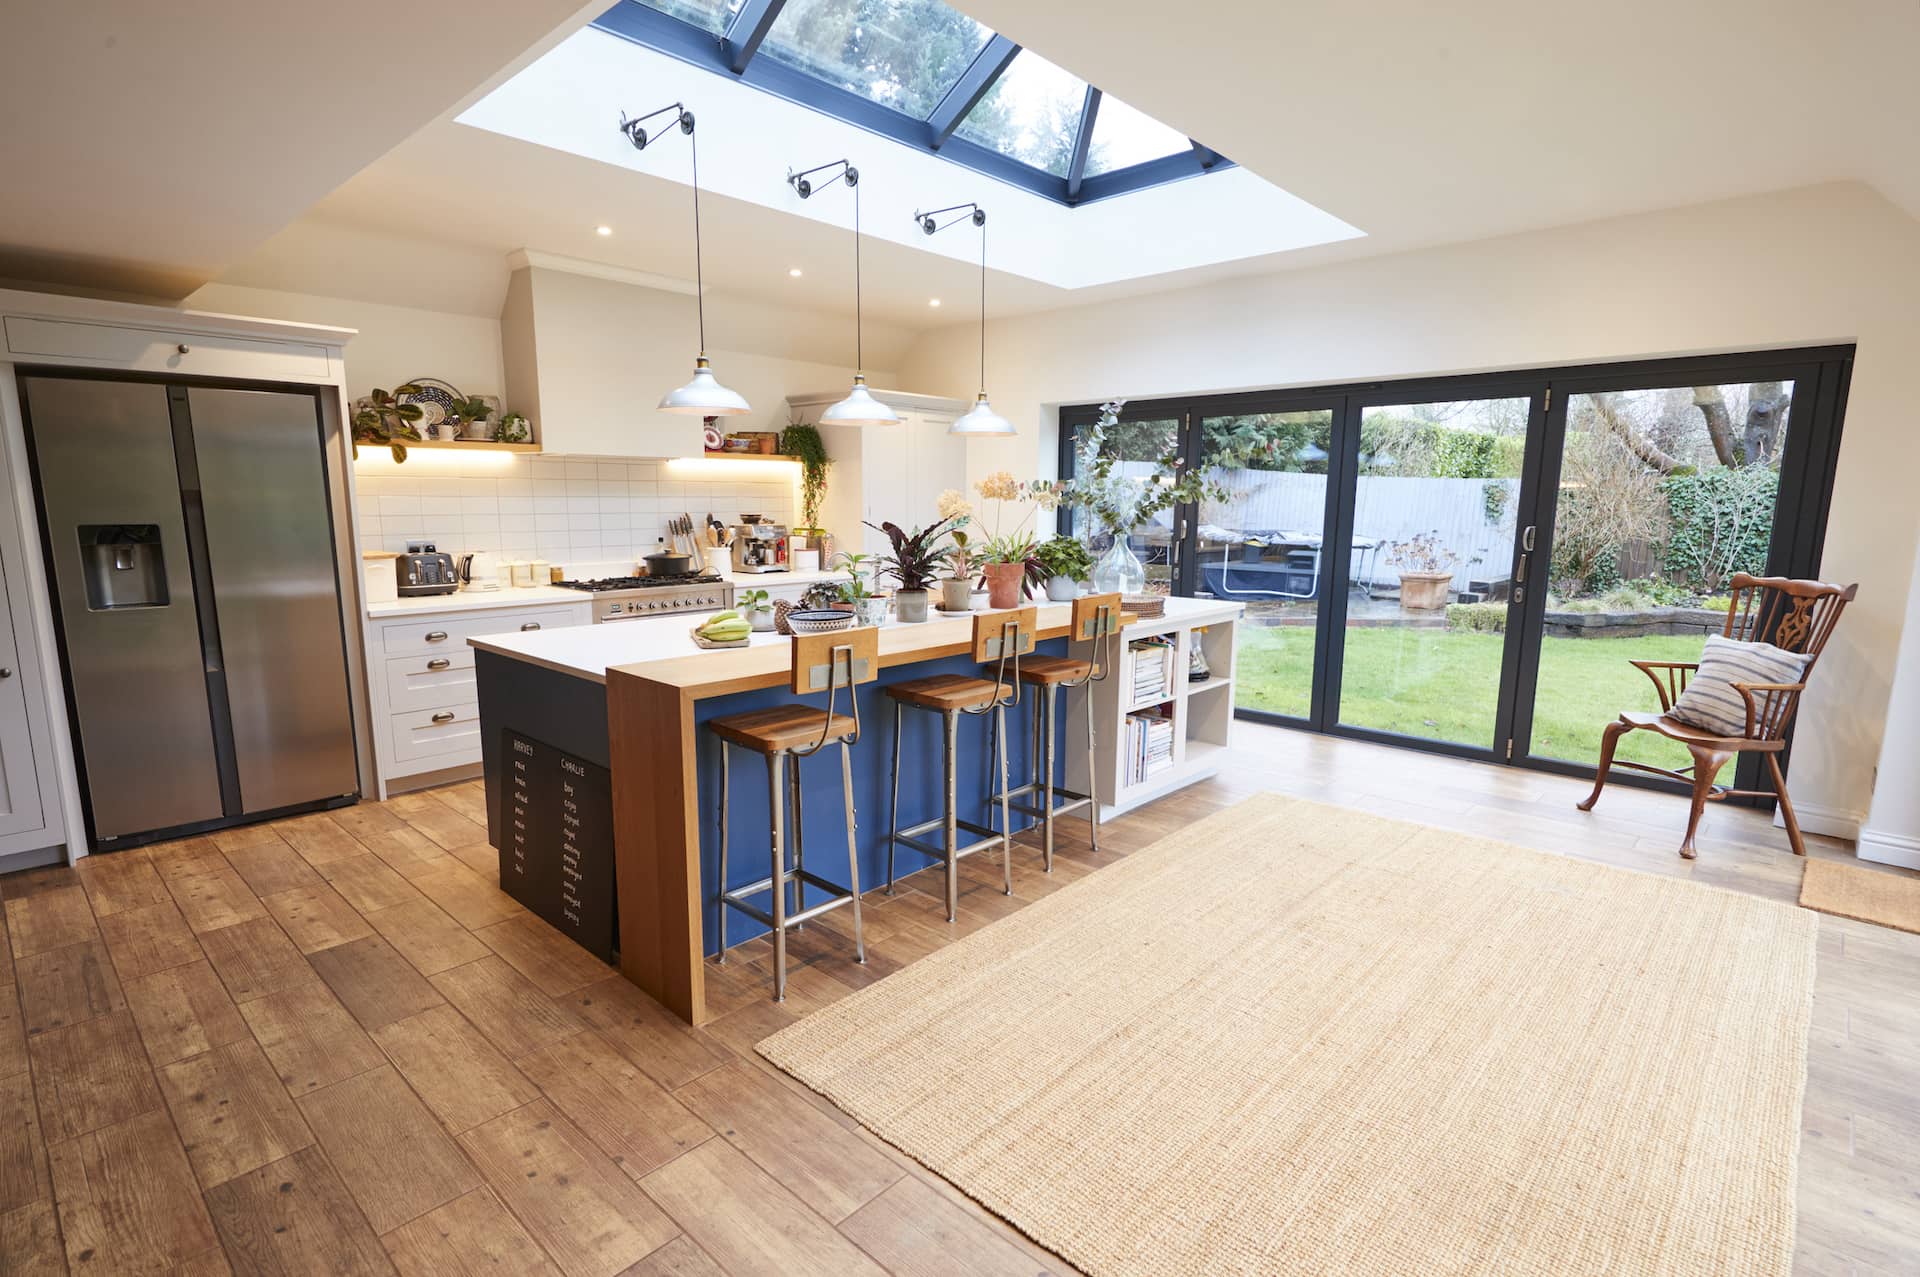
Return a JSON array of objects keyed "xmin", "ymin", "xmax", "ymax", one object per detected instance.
[
  {"xmin": 520, "ymin": 622, "xmax": 542, "ymax": 631},
  {"xmin": 426, "ymin": 658, "xmax": 450, "ymax": 671},
  {"xmin": 425, "ymin": 630, "xmax": 448, "ymax": 642},
  {"xmin": 431, "ymin": 711, "xmax": 456, "ymax": 724}
]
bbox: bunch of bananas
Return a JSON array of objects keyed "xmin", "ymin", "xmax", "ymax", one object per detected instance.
[{"xmin": 696, "ymin": 610, "xmax": 750, "ymax": 642}]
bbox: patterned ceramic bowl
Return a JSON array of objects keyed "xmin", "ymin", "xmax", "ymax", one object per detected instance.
[{"xmin": 783, "ymin": 609, "xmax": 856, "ymax": 635}]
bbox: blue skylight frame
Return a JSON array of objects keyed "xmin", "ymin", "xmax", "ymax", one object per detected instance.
[{"xmin": 591, "ymin": 0, "xmax": 1233, "ymax": 206}]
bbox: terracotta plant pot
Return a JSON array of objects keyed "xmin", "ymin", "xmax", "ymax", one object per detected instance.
[
  {"xmin": 982, "ymin": 562, "xmax": 1024, "ymax": 609},
  {"xmin": 895, "ymin": 589, "xmax": 930, "ymax": 623},
  {"xmin": 1397, "ymin": 570, "xmax": 1454, "ymax": 611},
  {"xmin": 940, "ymin": 578, "xmax": 974, "ymax": 611}
]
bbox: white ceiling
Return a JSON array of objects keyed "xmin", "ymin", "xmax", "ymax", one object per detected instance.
[
  {"xmin": 959, "ymin": 0, "xmax": 1920, "ymax": 250},
  {"xmin": 8, "ymin": 0, "xmax": 1918, "ymax": 318},
  {"xmin": 0, "ymin": 0, "xmax": 600, "ymax": 298}
]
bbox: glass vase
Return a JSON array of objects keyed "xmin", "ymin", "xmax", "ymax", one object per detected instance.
[{"xmin": 1092, "ymin": 536, "xmax": 1147, "ymax": 595}]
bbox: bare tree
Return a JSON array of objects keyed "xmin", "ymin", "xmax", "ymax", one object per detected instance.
[
  {"xmin": 1591, "ymin": 392, "xmax": 1681, "ymax": 473},
  {"xmin": 1690, "ymin": 383, "xmax": 1790, "ymax": 467}
]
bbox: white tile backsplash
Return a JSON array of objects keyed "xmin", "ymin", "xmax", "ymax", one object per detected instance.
[{"xmin": 354, "ymin": 454, "xmax": 795, "ymax": 575}]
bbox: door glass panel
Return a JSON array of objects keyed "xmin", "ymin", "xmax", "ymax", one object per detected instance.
[
  {"xmin": 1193, "ymin": 410, "xmax": 1335, "ymax": 720},
  {"xmin": 1337, "ymin": 397, "xmax": 1530, "ymax": 747},
  {"xmin": 1064, "ymin": 415, "xmax": 1183, "ymax": 594},
  {"xmin": 1529, "ymin": 381, "xmax": 1792, "ymax": 768}
]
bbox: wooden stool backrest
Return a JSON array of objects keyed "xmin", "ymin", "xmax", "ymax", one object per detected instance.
[
  {"xmin": 790, "ymin": 626, "xmax": 880, "ymax": 696},
  {"xmin": 1072, "ymin": 592, "xmax": 1123, "ymax": 678},
  {"xmin": 1721, "ymin": 574, "xmax": 1857, "ymax": 677},
  {"xmin": 972, "ymin": 606, "xmax": 1036, "ymax": 705}
]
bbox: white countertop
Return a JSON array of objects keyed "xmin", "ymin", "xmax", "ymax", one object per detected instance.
[
  {"xmin": 364, "ymin": 567, "xmax": 851, "ymax": 619},
  {"xmin": 467, "ymin": 594, "xmax": 1244, "ymax": 684}
]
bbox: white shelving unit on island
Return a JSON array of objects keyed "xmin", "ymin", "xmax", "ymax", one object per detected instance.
[{"xmin": 1064, "ymin": 596, "xmax": 1243, "ymax": 818}]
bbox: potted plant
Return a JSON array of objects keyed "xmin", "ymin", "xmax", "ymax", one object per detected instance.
[
  {"xmin": 449, "ymin": 395, "xmax": 494, "ymax": 441},
  {"xmin": 781, "ymin": 420, "xmax": 832, "ymax": 553},
  {"xmin": 1385, "ymin": 532, "xmax": 1459, "ymax": 610},
  {"xmin": 494, "ymin": 412, "xmax": 531, "ymax": 443},
  {"xmin": 351, "ymin": 385, "xmax": 425, "ymax": 462},
  {"xmin": 1034, "ymin": 535, "xmax": 1093, "ymax": 601},
  {"xmin": 867, "ymin": 516, "xmax": 956, "ymax": 623},
  {"xmin": 942, "ymin": 530, "xmax": 981, "ymax": 612},
  {"xmin": 739, "ymin": 587, "xmax": 775, "ymax": 632},
  {"xmin": 980, "ymin": 532, "xmax": 1044, "ymax": 609},
  {"xmin": 833, "ymin": 551, "xmax": 888, "ymax": 626}
]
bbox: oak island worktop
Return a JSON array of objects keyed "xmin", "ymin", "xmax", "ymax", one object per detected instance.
[{"xmin": 470, "ymin": 595, "xmax": 1242, "ymax": 1022}]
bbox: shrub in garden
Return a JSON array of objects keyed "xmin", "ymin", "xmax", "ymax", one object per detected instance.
[
  {"xmin": 1661, "ymin": 467, "xmax": 1777, "ymax": 592},
  {"xmin": 1446, "ymin": 602, "xmax": 1508, "ymax": 633}
]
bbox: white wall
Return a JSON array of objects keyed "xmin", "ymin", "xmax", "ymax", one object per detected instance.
[{"xmin": 900, "ymin": 181, "xmax": 1920, "ymax": 840}]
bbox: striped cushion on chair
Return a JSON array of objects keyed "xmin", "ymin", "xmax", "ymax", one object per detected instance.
[{"xmin": 1668, "ymin": 633, "xmax": 1810, "ymax": 738}]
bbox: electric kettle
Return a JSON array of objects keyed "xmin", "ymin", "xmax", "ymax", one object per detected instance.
[{"xmin": 457, "ymin": 551, "xmax": 503, "ymax": 591}]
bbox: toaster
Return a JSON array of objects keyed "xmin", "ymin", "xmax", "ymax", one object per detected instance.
[{"xmin": 396, "ymin": 545, "xmax": 459, "ymax": 597}]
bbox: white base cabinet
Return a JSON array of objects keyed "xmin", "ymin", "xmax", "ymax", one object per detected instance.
[{"xmin": 365, "ymin": 600, "xmax": 589, "ymax": 796}]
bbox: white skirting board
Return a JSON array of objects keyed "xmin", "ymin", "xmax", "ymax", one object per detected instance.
[
  {"xmin": 1857, "ymin": 826, "xmax": 1920, "ymax": 869},
  {"xmin": 1776, "ymin": 799, "xmax": 1863, "ymax": 842}
]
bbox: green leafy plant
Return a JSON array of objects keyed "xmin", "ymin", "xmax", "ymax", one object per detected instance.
[
  {"xmin": 1034, "ymin": 535, "xmax": 1093, "ymax": 582},
  {"xmin": 740, "ymin": 587, "xmax": 771, "ymax": 614},
  {"xmin": 1661, "ymin": 467, "xmax": 1777, "ymax": 593},
  {"xmin": 1445, "ymin": 602, "xmax": 1507, "ymax": 634},
  {"xmin": 867, "ymin": 516, "xmax": 957, "ymax": 593},
  {"xmin": 352, "ymin": 385, "xmax": 425, "ymax": 462},
  {"xmin": 1036, "ymin": 400, "xmax": 1228, "ymax": 541},
  {"xmin": 780, "ymin": 420, "xmax": 831, "ymax": 532},
  {"xmin": 831, "ymin": 551, "xmax": 880, "ymax": 602},
  {"xmin": 449, "ymin": 395, "xmax": 493, "ymax": 426},
  {"xmin": 980, "ymin": 531, "xmax": 1048, "ymax": 598},
  {"xmin": 945, "ymin": 529, "xmax": 982, "ymax": 583}
]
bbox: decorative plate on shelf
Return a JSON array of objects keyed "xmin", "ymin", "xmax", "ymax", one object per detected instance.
[{"xmin": 398, "ymin": 377, "xmax": 464, "ymax": 418}]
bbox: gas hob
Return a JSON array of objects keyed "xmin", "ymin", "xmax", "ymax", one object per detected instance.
[{"xmin": 554, "ymin": 574, "xmax": 734, "ymax": 623}]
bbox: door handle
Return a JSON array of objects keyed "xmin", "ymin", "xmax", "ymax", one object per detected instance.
[
  {"xmin": 520, "ymin": 622, "xmax": 541, "ymax": 631},
  {"xmin": 425, "ymin": 630, "xmax": 448, "ymax": 642},
  {"xmin": 1522, "ymin": 525, "xmax": 1536, "ymax": 552},
  {"xmin": 426, "ymin": 658, "xmax": 450, "ymax": 671},
  {"xmin": 430, "ymin": 711, "xmax": 456, "ymax": 724},
  {"xmin": 0, "ymin": 668, "xmax": 11, "ymax": 678}
]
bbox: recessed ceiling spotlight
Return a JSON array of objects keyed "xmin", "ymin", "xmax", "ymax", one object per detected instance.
[
  {"xmin": 788, "ymin": 267, "xmax": 803, "ymax": 278},
  {"xmin": 595, "ymin": 225, "xmax": 613, "ymax": 236},
  {"xmin": 928, "ymin": 298, "xmax": 942, "ymax": 307}
]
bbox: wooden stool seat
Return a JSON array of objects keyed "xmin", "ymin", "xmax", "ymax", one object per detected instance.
[
  {"xmin": 884, "ymin": 673, "xmax": 1013, "ymax": 712},
  {"xmin": 710, "ymin": 705, "xmax": 858, "ymax": 753},
  {"xmin": 1015, "ymin": 655, "xmax": 1094, "ymax": 685}
]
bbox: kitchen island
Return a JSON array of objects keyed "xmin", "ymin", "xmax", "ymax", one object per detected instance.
[{"xmin": 470, "ymin": 595, "xmax": 1241, "ymax": 1022}]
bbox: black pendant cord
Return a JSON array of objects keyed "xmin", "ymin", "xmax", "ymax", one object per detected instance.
[
  {"xmin": 853, "ymin": 179, "xmax": 863, "ymax": 375},
  {"xmin": 978, "ymin": 220, "xmax": 987, "ymax": 396},
  {"xmin": 691, "ymin": 126, "xmax": 706, "ymax": 357}
]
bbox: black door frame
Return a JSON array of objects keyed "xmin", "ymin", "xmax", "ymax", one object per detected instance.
[{"xmin": 1057, "ymin": 344, "xmax": 1855, "ymax": 793}]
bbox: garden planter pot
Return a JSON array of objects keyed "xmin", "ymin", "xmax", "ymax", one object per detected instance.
[
  {"xmin": 982, "ymin": 562, "xmax": 1024, "ymax": 609},
  {"xmin": 895, "ymin": 589, "xmax": 930, "ymax": 623},
  {"xmin": 1397, "ymin": 570, "xmax": 1454, "ymax": 611},
  {"xmin": 747, "ymin": 608, "xmax": 775, "ymax": 632},
  {"xmin": 1046, "ymin": 575, "xmax": 1079, "ymax": 602},
  {"xmin": 940, "ymin": 579, "xmax": 974, "ymax": 611}
]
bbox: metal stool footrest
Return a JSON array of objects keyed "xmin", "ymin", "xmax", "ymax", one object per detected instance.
[{"xmin": 892, "ymin": 817, "xmax": 1004, "ymax": 867}]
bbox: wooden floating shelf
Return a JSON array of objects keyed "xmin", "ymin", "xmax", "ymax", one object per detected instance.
[
  {"xmin": 405, "ymin": 439, "xmax": 543, "ymax": 454},
  {"xmin": 695, "ymin": 452, "xmax": 801, "ymax": 462}
]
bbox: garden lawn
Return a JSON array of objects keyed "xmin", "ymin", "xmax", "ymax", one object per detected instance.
[{"xmin": 1236, "ymin": 624, "xmax": 1705, "ymax": 769}]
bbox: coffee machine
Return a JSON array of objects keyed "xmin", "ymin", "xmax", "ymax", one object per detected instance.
[{"xmin": 730, "ymin": 522, "xmax": 789, "ymax": 573}]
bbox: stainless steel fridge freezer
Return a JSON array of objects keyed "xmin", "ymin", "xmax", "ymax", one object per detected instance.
[{"xmin": 19, "ymin": 373, "xmax": 359, "ymax": 845}]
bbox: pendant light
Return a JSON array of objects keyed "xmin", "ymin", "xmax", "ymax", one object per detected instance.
[
  {"xmin": 788, "ymin": 159, "xmax": 899, "ymax": 426},
  {"xmin": 915, "ymin": 202, "xmax": 1013, "ymax": 436},
  {"xmin": 620, "ymin": 103, "xmax": 749, "ymax": 416}
]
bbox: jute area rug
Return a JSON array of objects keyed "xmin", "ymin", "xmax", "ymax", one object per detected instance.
[
  {"xmin": 759, "ymin": 794, "xmax": 1817, "ymax": 1276},
  {"xmin": 1800, "ymin": 856, "xmax": 1920, "ymax": 935}
]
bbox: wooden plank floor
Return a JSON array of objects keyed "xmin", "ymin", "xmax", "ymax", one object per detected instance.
[{"xmin": 1, "ymin": 723, "xmax": 1915, "ymax": 1276}]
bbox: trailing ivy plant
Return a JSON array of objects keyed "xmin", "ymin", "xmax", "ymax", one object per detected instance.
[
  {"xmin": 1661, "ymin": 467, "xmax": 1777, "ymax": 592},
  {"xmin": 780, "ymin": 419, "xmax": 831, "ymax": 532},
  {"xmin": 352, "ymin": 385, "xmax": 425, "ymax": 462}
]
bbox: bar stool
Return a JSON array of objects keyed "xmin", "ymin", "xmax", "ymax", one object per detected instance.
[
  {"xmin": 885, "ymin": 607, "xmax": 1035, "ymax": 922},
  {"xmin": 990, "ymin": 593, "xmax": 1122, "ymax": 870},
  {"xmin": 712, "ymin": 626, "xmax": 877, "ymax": 1002}
]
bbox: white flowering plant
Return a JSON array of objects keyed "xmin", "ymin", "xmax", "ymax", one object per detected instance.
[{"xmin": 1032, "ymin": 400, "xmax": 1227, "ymax": 541}]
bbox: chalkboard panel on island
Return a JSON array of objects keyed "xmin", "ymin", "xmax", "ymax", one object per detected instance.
[{"xmin": 501, "ymin": 729, "xmax": 617, "ymax": 963}]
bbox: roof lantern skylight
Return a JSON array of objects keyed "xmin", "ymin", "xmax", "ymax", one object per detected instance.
[{"xmin": 596, "ymin": 0, "xmax": 1232, "ymax": 205}]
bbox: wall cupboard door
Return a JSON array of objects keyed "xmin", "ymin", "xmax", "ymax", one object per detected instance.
[{"xmin": 0, "ymin": 555, "xmax": 45, "ymax": 837}]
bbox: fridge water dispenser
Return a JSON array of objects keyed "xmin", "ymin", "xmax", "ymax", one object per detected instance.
[{"xmin": 78, "ymin": 525, "xmax": 170, "ymax": 610}]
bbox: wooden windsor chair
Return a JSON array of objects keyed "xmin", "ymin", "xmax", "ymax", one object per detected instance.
[{"xmin": 1575, "ymin": 572, "xmax": 1856, "ymax": 858}]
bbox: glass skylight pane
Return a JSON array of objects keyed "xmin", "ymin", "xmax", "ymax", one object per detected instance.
[
  {"xmin": 1083, "ymin": 94, "xmax": 1191, "ymax": 177},
  {"xmin": 633, "ymin": 0, "xmax": 736, "ymax": 35},
  {"xmin": 952, "ymin": 50, "xmax": 1088, "ymax": 178},
  {"xmin": 761, "ymin": 0, "xmax": 993, "ymax": 120}
]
